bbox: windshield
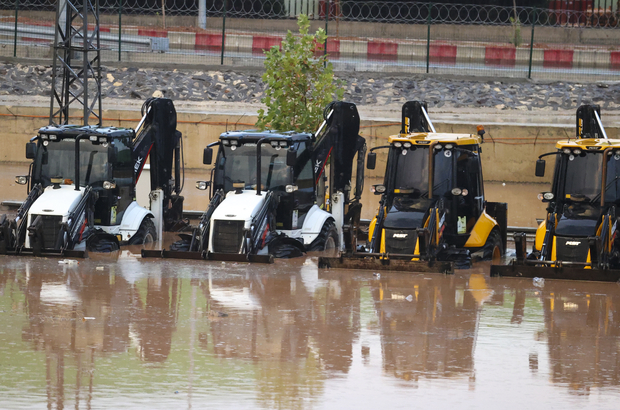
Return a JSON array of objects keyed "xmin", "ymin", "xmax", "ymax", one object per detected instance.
[
  {"xmin": 391, "ymin": 146, "xmax": 452, "ymax": 198},
  {"xmin": 560, "ymin": 151, "xmax": 620, "ymax": 205},
  {"xmin": 220, "ymin": 143, "xmax": 292, "ymax": 191},
  {"xmin": 37, "ymin": 139, "xmax": 110, "ymax": 187}
]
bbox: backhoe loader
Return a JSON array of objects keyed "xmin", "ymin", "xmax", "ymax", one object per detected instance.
[
  {"xmin": 0, "ymin": 98, "xmax": 185, "ymax": 257},
  {"xmin": 319, "ymin": 101, "xmax": 507, "ymax": 273},
  {"xmin": 142, "ymin": 101, "xmax": 366, "ymax": 263},
  {"xmin": 491, "ymin": 105, "xmax": 620, "ymax": 282}
]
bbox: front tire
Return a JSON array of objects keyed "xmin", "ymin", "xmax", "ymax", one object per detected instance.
[
  {"xmin": 308, "ymin": 220, "xmax": 339, "ymax": 253},
  {"xmin": 482, "ymin": 229, "xmax": 503, "ymax": 263},
  {"xmin": 129, "ymin": 218, "xmax": 157, "ymax": 249}
]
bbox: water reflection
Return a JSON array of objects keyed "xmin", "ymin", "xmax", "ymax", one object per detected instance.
[
  {"xmin": 368, "ymin": 274, "xmax": 483, "ymax": 384},
  {"xmin": 538, "ymin": 281, "xmax": 620, "ymax": 394},
  {"xmin": 2, "ymin": 256, "xmax": 620, "ymax": 408}
]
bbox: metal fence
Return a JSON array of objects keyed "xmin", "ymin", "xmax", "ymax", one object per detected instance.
[{"xmin": 1, "ymin": 0, "xmax": 620, "ymax": 81}]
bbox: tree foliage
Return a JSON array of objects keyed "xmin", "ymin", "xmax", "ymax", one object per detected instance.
[{"xmin": 256, "ymin": 14, "xmax": 344, "ymax": 132}]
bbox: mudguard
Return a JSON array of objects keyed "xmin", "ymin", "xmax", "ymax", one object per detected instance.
[
  {"xmin": 119, "ymin": 202, "xmax": 154, "ymax": 242},
  {"xmin": 300, "ymin": 205, "xmax": 334, "ymax": 245}
]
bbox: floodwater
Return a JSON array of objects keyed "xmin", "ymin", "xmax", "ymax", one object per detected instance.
[{"xmin": 1, "ymin": 254, "xmax": 620, "ymax": 409}]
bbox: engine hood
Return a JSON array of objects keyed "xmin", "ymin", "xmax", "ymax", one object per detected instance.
[
  {"xmin": 210, "ymin": 190, "xmax": 266, "ymax": 225},
  {"xmin": 555, "ymin": 215, "xmax": 599, "ymax": 237},
  {"xmin": 383, "ymin": 197, "xmax": 434, "ymax": 230},
  {"xmin": 29, "ymin": 185, "xmax": 84, "ymax": 217}
]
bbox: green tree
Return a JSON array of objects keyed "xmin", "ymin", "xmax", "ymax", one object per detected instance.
[{"xmin": 256, "ymin": 14, "xmax": 344, "ymax": 132}]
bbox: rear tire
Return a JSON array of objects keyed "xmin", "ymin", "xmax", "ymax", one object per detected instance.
[
  {"xmin": 129, "ymin": 218, "xmax": 157, "ymax": 249},
  {"xmin": 482, "ymin": 229, "xmax": 503, "ymax": 263},
  {"xmin": 308, "ymin": 220, "xmax": 339, "ymax": 253}
]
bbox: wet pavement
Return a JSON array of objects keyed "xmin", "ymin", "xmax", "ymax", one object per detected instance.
[{"xmin": 1, "ymin": 253, "xmax": 620, "ymax": 409}]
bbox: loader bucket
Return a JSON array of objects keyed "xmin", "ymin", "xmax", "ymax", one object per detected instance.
[
  {"xmin": 491, "ymin": 264, "xmax": 620, "ymax": 282},
  {"xmin": 319, "ymin": 253, "xmax": 454, "ymax": 274},
  {"xmin": 206, "ymin": 252, "xmax": 274, "ymax": 264},
  {"xmin": 140, "ymin": 249, "xmax": 275, "ymax": 263},
  {"xmin": 16, "ymin": 249, "xmax": 87, "ymax": 258},
  {"xmin": 141, "ymin": 249, "xmax": 204, "ymax": 260}
]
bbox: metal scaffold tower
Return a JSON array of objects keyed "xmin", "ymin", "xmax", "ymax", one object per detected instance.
[{"xmin": 49, "ymin": 0, "xmax": 102, "ymax": 126}]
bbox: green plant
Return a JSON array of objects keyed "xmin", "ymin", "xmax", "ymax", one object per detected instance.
[
  {"xmin": 256, "ymin": 14, "xmax": 344, "ymax": 132},
  {"xmin": 510, "ymin": 17, "xmax": 522, "ymax": 47}
]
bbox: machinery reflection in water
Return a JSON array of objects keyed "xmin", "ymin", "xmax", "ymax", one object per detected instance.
[
  {"xmin": 0, "ymin": 255, "xmax": 180, "ymax": 409},
  {"xmin": 201, "ymin": 259, "xmax": 361, "ymax": 409},
  {"xmin": 2, "ymin": 256, "xmax": 620, "ymax": 408},
  {"xmin": 536, "ymin": 280, "xmax": 620, "ymax": 394},
  {"xmin": 367, "ymin": 273, "xmax": 488, "ymax": 385}
]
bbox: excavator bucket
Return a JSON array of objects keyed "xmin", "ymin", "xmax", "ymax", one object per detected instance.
[
  {"xmin": 319, "ymin": 253, "xmax": 454, "ymax": 274},
  {"xmin": 491, "ymin": 264, "xmax": 620, "ymax": 282},
  {"xmin": 141, "ymin": 249, "xmax": 274, "ymax": 263}
]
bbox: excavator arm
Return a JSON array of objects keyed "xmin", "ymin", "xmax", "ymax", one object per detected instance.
[{"xmin": 132, "ymin": 98, "xmax": 185, "ymax": 230}]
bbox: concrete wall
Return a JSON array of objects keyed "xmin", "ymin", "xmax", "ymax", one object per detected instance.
[{"xmin": 3, "ymin": 104, "xmax": 619, "ymax": 184}]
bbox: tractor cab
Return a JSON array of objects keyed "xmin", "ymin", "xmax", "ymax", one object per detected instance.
[
  {"xmin": 369, "ymin": 132, "xmax": 486, "ymax": 254},
  {"xmin": 201, "ymin": 130, "xmax": 319, "ymax": 231},
  {"xmin": 24, "ymin": 125, "xmax": 136, "ymax": 228}
]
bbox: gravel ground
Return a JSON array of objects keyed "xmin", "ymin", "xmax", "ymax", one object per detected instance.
[{"xmin": 1, "ymin": 62, "xmax": 620, "ymax": 112}]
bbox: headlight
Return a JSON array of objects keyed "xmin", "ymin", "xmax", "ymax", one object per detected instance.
[
  {"xmin": 270, "ymin": 141, "xmax": 278, "ymax": 148},
  {"xmin": 403, "ymin": 142, "xmax": 412, "ymax": 148},
  {"xmin": 538, "ymin": 192, "xmax": 554, "ymax": 201},
  {"xmin": 15, "ymin": 176, "xmax": 28, "ymax": 185},
  {"xmin": 285, "ymin": 185, "xmax": 298, "ymax": 193},
  {"xmin": 563, "ymin": 148, "xmax": 571, "ymax": 154},
  {"xmin": 41, "ymin": 134, "xmax": 49, "ymax": 141},
  {"xmin": 99, "ymin": 137, "xmax": 107, "ymax": 143},
  {"xmin": 394, "ymin": 142, "xmax": 402, "ymax": 148},
  {"xmin": 222, "ymin": 139, "xmax": 230, "ymax": 146},
  {"xmin": 49, "ymin": 135, "xmax": 58, "ymax": 141},
  {"xmin": 451, "ymin": 187, "xmax": 462, "ymax": 196},
  {"xmin": 230, "ymin": 140, "xmax": 238, "ymax": 146},
  {"xmin": 445, "ymin": 144, "xmax": 454, "ymax": 149},
  {"xmin": 195, "ymin": 181, "xmax": 208, "ymax": 190},
  {"xmin": 371, "ymin": 184, "xmax": 386, "ymax": 194},
  {"xmin": 279, "ymin": 141, "xmax": 288, "ymax": 147},
  {"xmin": 434, "ymin": 144, "xmax": 442, "ymax": 150},
  {"xmin": 89, "ymin": 136, "xmax": 98, "ymax": 142},
  {"xmin": 103, "ymin": 181, "xmax": 116, "ymax": 190},
  {"xmin": 573, "ymin": 149, "xmax": 581, "ymax": 155}
]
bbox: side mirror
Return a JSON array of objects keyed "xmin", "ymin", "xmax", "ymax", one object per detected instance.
[
  {"xmin": 286, "ymin": 148, "xmax": 296, "ymax": 167},
  {"xmin": 535, "ymin": 159, "xmax": 545, "ymax": 177},
  {"xmin": 367, "ymin": 152, "xmax": 377, "ymax": 170},
  {"xmin": 203, "ymin": 147, "xmax": 213, "ymax": 165},
  {"xmin": 26, "ymin": 142, "xmax": 36, "ymax": 159}
]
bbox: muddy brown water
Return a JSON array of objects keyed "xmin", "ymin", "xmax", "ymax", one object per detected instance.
[{"xmin": 1, "ymin": 254, "xmax": 620, "ymax": 409}]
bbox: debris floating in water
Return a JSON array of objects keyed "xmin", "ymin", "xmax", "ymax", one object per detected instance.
[
  {"xmin": 533, "ymin": 277, "xmax": 545, "ymax": 288},
  {"xmin": 96, "ymin": 266, "xmax": 104, "ymax": 271},
  {"xmin": 58, "ymin": 259, "xmax": 78, "ymax": 265},
  {"xmin": 83, "ymin": 317, "xmax": 95, "ymax": 321},
  {"xmin": 405, "ymin": 294, "xmax": 413, "ymax": 302}
]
